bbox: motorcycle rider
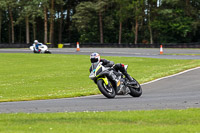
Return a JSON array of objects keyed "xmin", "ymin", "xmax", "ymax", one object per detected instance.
[
  {"xmin": 89, "ymin": 52, "xmax": 136, "ymax": 85},
  {"xmin": 33, "ymin": 40, "xmax": 43, "ymax": 52}
]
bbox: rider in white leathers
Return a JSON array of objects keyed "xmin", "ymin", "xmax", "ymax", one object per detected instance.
[{"xmin": 33, "ymin": 40, "xmax": 43, "ymax": 53}]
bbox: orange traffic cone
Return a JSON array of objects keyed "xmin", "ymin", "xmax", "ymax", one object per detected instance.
[
  {"xmin": 76, "ymin": 42, "xmax": 80, "ymax": 52},
  {"xmin": 160, "ymin": 45, "xmax": 163, "ymax": 54}
]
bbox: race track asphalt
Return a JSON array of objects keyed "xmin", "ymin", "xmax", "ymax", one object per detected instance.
[
  {"xmin": 0, "ymin": 48, "xmax": 200, "ymax": 59},
  {"xmin": 0, "ymin": 48, "xmax": 200, "ymax": 113}
]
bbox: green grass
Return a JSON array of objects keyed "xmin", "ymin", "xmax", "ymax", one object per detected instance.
[
  {"xmin": 0, "ymin": 53, "xmax": 200, "ymax": 102},
  {"xmin": 0, "ymin": 108, "xmax": 200, "ymax": 133}
]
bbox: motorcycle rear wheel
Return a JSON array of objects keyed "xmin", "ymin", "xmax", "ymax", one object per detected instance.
[
  {"xmin": 97, "ymin": 79, "xmax": 116, "ymax": 98},
  {"xmin": 128, "ymin": 78, "xmax": 142, "ymax": 97}
]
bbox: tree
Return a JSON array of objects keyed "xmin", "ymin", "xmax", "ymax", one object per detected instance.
[
  {"xmin": 145, "ymin": 0, "xmax": 158, "ymax": 44},
  {"xmin": 55, "ymin": 0, "xmax": 65, "ymax": 44},
  {"xmin": 41, "ymin": 0, "xmax": 49, "ymax": 44},
  {"xmin": 150, "ymin": 0, "xmax": 196, "ymax": 43},
  {"xmin": 17, "ymin": 0, "xmax": 31, "ymax": 44},
  {"xmin": 16, "ymin": 0, "xmax": 45, "ymax": 44},
  {"xmin": 72, "ymin": 1, "xmax": 98, "ymax": 42},
  {"xmin": 129, "ymin": 0, "xmax": 145, "ymax": 44},
  {"xmin": 48, "ymin": 0, "xmax": 64, "ymax": 45},
  {"xmin": 49, "ymin": 0, "xmax": 55, "ymax": 45},
  {"xmin": 0, "ymin": 0, "xmax": 6, "ymax": 43},
  {"xmin": 115, "ymin": 0, "xmax": 130, "ymax": 44},
  {"xmin": 185, "ymin": 0, "xmax": 200, "ymax": 42},
  {"xmin": 73, "ymin": 0, "xmax": 111, "ymax": 43},
  {"xmin": 5, "ymin": 0, "xmax": 17, "ymax": 44},
  {"xmin": 95, "ymin": 0, "xmax": 112, "ymax": 43},
  {"xmin": 44, "ymin": 6, "xmax": 48, "ymax": 44},
  {"xmin": 8, "ymin": 6, "xmax": 14, "ymax": 43},
  {"xmin": 58, "ymin": 5, "xmax": 64, "ymax": 43},
  {"xmin": 0, "ymin": 10, "xmax": 2, "ymax": 43}
]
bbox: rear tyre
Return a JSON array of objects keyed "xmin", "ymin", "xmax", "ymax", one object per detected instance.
[
  {"xmin": 97, "ymin": 79, "xmax": 116, "ymax": 98},
  {"xmin": 129, "ymin": 78, "xmax": 142, "ymax": 97}
]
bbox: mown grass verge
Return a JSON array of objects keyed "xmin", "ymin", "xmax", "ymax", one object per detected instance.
[
  {"xmin": 0, "ymin": 108, "xmax": 200, "ymax": 133},
  {"xmin": 0, "ymin": 53, "xmax": 200, "ymax": 102}
]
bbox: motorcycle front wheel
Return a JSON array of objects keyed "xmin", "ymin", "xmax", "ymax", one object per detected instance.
[
  {"xmin": 97, "ymin": 79, "xmax": 116, "ymax": 98},
  {"xmin": 128, "ymin": 78, "xmax": 142, "ymax": 97}
]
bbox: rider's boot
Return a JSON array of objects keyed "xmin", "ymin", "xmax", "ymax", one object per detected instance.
[{"xmin": 123, "ymin": 71, "xmax": 137, "ymax": 85}]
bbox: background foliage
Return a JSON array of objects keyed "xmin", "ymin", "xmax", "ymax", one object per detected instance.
[{"xmin": 0, "ymin": 0, "xmax": 199, "ymax": 45}]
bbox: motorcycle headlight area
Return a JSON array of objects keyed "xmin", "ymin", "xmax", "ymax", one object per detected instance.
[{"xmin": 89, "ymin": 72, "xmax": 95, "ymax": 79}]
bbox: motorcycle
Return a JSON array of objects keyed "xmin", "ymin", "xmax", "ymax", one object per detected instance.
[
  {"xmin": 30, "ymin": 44, "xmax": 51, "ymax": 54},
  {"xmin": 89, "ymin": 62, "xmax": 142, "ymax": 98}
]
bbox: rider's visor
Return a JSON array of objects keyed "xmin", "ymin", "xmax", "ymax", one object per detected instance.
[{"xmin": 91, "ymin": 58, "xmax": 98, "ymax": 63}]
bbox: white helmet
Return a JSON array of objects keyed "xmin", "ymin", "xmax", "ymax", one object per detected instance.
[
  {"xmin": 90, "ymin": 53, "xmax": 100, "ymax": 63},
  {"xmin": 34, "ymin": 40, "xmax": 38, "ymax": 43}
]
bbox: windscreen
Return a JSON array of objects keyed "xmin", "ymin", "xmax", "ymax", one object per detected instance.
[{"xmin": 91, "ymin": 62, "xmax": 99, "ymax": 71}]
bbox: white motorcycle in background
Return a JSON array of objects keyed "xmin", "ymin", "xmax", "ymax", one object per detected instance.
[{"xmin": 30, "ymin": 44, "xmax": 51, "ymax": 54}]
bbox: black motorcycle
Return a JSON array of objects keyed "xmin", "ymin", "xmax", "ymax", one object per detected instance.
[{"xmin": 89, "ymin": 62, "xmax": 142, "ymax": 98}]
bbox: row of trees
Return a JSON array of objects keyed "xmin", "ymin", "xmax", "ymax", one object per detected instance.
[{"xmin": 0, "ymin": 0, "xmax": 199, "ymax": 46}]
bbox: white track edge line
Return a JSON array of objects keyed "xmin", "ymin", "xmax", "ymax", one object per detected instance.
[{"xmin": 141, "ymin": 66, "xmax": 200, "ymax": 85}]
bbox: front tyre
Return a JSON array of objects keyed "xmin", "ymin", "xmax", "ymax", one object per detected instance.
[
  {"xmin": 97, "ymin": 79, "xmax": 116, "ymax": 98},
  {"xmin": 129, "ymin": 78, "xmax": 142, "ymax": 97}
]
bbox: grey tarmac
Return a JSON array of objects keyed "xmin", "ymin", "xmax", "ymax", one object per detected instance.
[{"xmin": 0, "ymin": 48, "xmax": 200, "ymax": 59}]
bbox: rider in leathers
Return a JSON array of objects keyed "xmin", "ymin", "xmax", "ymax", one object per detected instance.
[
  {"xmin": 33, "ymin": 40, "xmax": 43, "ymax": 53},
  {"xmin": 89, "ymin": 53, "xmax": 135, "ymax": 84}
]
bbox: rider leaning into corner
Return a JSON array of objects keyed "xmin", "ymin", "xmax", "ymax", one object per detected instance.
[
  {"xmin": 33, "ymin": 40, "xmax": 43, "ymax": 52},
  {"xmin": 89, "ymin": 52, "xmax": 136, "ymax": 85}
]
